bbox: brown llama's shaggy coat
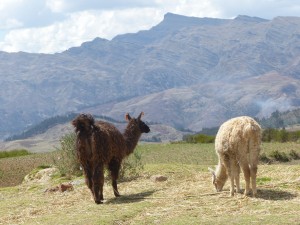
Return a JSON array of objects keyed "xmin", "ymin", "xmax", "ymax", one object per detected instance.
[
  {"xmin": 209, "ymin": 116, "xmax": 261, "ymax": 197},
  {"xmin": 72, "ymin": 112, "xmax": 150, "ymax": 204}
]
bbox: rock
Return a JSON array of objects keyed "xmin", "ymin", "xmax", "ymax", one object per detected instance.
[
  {"xmin": 23, "ymin": 167, "xmax": 59, "ymax": 184},
  {"xmin": 59, "ymin": 183, "xmax": 74, "ymax": 192},
  {"xmin": 151, "ymin": 175, "xmax": 168, "ymax": 182},
  {"xmin": 45, "ymin": 183, "xmax": 74, "ymax": 193}
]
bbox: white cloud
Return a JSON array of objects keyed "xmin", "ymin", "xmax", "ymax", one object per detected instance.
[
  {"xmin": 1, "ymin": 0, "xmax": 300, "ymax": 53},
  {"xmin": 210, "ymin": 0, "xmax": 300, "ymax": 19},
  {"xmin": 156, "ymin": 0, "xmax": 220, "ymax": 18},
  {"xmin": 0, "ymin": 8, "xmax": 163, "ymax": 53},
  {"xmin": 0, "ymin": 0, "xmax": 24, "ymax": 29},
  {"xmin": 46, "ymin": 0, "xmax": 66, "ymax": 13},
  {"xmin": 0, "ymin": 18, "xmax": 23, "ymax": 30}
]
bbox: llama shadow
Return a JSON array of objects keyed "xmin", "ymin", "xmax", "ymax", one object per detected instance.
[
  {"xmin": 106, "ymin": 190, "xmax": 157, "ymax": 204},
  {"xmin": 256, "ymin": 188, "xmax": 297, "ymax": 201}
]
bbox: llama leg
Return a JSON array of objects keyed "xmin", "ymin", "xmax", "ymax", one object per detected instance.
[
  {"xmin": 229, "ymin": 175, "xmax": 235, "ymax": 196},
  {"xmin": 109, "ymin": 159, "xmax": 121, "ymax": 197},
  {"xmin": 222, "ymin": 155, "xmax": 234, "ymax": 196},
  {"xmin": 92, "ymin": 164, "xmax": 104, "ymax": 204},
  {"xmin": 241, "ymin": 164, "xmax": 251, "ymax": 196},
  {"xmin": 250, "ymin": 165, "xmax": 258, "ymax": 197},
  {"xmin": 84, "ymin": 167, "xmax": 93, "ymax": 190},
  {"xmin": 230, "ymin": 162, "xmax": 239, "ymax": 196},
  {"xmin": 235, "ymin": 165, "xmax": 241, "ymax": 194},
  {"xmin": 249, "ymin": 149, "xmax": 260, "ymax": 197}
]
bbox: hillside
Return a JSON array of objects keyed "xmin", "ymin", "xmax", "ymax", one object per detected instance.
[
  {"xmin": 0, "ymin": 117, "xmax": 187, "ymax": 152},
  {"xmin": 1, "ymin": 13, "xmax": 300, "ymax": 139}
]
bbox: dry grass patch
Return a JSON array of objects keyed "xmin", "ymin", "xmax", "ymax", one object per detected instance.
[
  {"xmin": 0, "ymin": 152, "xmax": 58, "ymax": 187},
  {"xmin": 0, "ymin": 163, "xmax": 299, "ymax": 225}
]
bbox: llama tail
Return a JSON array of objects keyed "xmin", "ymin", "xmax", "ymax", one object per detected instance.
[
  {"xmin": 244, "ymin": 120, "xmax": 261, "ymax": 141},
  {"xmin": 244, "ymin": 120, "xmax": 262, "ymax": 164},
  {"xmin": 72, "ymin": 113, "xmax": 95, "ymax": 133}
]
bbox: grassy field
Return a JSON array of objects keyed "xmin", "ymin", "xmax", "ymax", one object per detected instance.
[{"xmin": 0, "ymin": 142, "xmax": 299, "ymax": 224}]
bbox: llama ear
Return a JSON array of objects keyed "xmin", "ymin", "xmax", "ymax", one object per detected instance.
[
  {"xmin": 125, "ymin": 113, "xmax": 131, "ymax": 121},
  {"xmin": 137, "ymin": 112, "xmax": 144, "ymax": 120},
  {"xmin": 71, "ymin": 119, "xmax": 76, "ymax": 127},
  {"xmin": 208, "ymin": 167, "xmax": 216, "ymax": 183},
  {"xmin": 208, "ymin": 167, "xmax": 216, "ymax": 176}
]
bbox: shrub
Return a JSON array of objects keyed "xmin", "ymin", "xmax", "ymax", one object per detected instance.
[
  {"xmin": 259, "ymin": 153, "xmax": 272, "ymax": 164},
  {"xmin": 53, "ymin": 133, "xmax": 82, "ymax": 177},
  {"xmin": 262, "ymin": 128, "xmax": 300, "ymax": 142},
  {"xmin": 269, "ymin": 150, "xmax": 290, "ymax": 162},
  {"xmin": 289, "ymin": 150, "xmax": 300, "ymax": 160},
  {"xmin": 183, "ymin": 134, "xmax": 215, "ymax": 143},
  {"xmin": 119, "ymin": 150, "xmax": 144, "ymax": 180}
]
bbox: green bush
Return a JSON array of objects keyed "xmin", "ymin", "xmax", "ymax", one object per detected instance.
[
  {"xmin": 183, "ymin": 134, "xmax": 215, "ymax": 143},
  {"xmin": 259, "ymin": 153, "xmax": 271, "ymax": 164},
  {"xmin": 53, "ymin": 132, "xmax": 82, "ymax": 177},
  {"xmin": 269, "ymin": 150, "xmax": 290, "ymax": 162},
  {"xmin": 0, "ymin": 149, "xmax": 31, "ymax": 159},
  {"xmin": 262, "ymin": 128, "xmax": 300, "ymax": 142},
  {"xmin": 118, "ymin": 150, "xmax": 144, "ymax": 181},
  {"xmin": 289, "ymin": 150, "xmax": 300, "ymax": 160}
]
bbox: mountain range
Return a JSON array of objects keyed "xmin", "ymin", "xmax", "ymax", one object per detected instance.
[{"xmin": 1, "ymin": 13, "xmax": 300, "ymax": 140}]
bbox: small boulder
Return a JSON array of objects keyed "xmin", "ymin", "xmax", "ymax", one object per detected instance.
[
  {"xmin": 151, "ymin": 175, "xmax": 168, "ymax": 182},
  {"xmin": 45, "ymin": 183, "xmax": 74, "ymax": 193},
  {"xmin": 59, "ymin": 183, "xmax": 74, "ymax": 192}
]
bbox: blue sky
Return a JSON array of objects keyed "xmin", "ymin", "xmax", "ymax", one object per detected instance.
[{"xmin": 1, "ymin": 0, "xmax": 300, "ymax": 53}]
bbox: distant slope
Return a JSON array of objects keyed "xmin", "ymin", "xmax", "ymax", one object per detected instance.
[
  {"xmin": 1, "ymin": 13, "xmax": 300, "ymax": 139},
  {"xmin": 5, "ymin": 113, "xmax": 123, "ymax": 141},
  {"xmin": 5, "ymin": 113, "xmax": 77, "ymax": 141},
  {"xmin": 1, "ymin": 115, "xmax": 188, "ymax": 152},
  {"xmin": 258, "ymin": 108, "xmax": 300, "ymax": 128}
]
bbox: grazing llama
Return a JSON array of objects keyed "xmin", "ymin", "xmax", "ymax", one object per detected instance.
[
  {"xmin": 208, "ymin": 116, "xmax": 261, "ymax": 197},
  {"xmin": 72, "ymin": 112, "xmax": 150, "ymax": 204}
]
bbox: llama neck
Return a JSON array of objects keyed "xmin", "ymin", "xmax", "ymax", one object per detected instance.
[
  {"xmin": 215, "ymin": 161, "xmax": 228, "ymax": 184},
  {"xmin": 123, "ymin": 124, "xmax": 142, "ymax": 156}
]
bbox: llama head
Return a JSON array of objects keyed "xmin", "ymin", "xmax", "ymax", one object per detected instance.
[
  {"xmin": 208, "ymin": 167, "xmax": 226, "ymax": 192},
  {"xmin": 72, "ymin": 113, "xmax": 95, "ymax": 132},
  {"xmin": 125, "ymin": 112, "xmax": 150, "ymax": 133}
]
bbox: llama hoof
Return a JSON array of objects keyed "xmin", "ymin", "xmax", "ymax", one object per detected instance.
[
  {"xmin": 95, "ymin": 200, "xmax": 103, "ymax": 204},
  {"xmin": 114, "ymin": 193, "xmax": 121, "ymax": 197}
]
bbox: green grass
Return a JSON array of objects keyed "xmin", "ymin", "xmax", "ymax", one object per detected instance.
[
  {"xmin": 0, "ymin": 149, "xmax": 31, "ymax": 159},
  {"xmin": 0, "ymin": 142, "xmax": 300, "ymax": 224},
  {"xmin": 256, "ymin": 177, "xmax": 272, "ymax": 185},
  {"xmin": 137, "ymin": 143, "xmax": 217, "ymax": 165},
  {"xmin": 1, "ymin": 142, "xmax": 300, "ymax": 187}
]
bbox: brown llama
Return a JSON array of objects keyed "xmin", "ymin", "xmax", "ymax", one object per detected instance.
[{"xmin": 72, "ymin": 112, "xmax": 150, "ymax": 204}]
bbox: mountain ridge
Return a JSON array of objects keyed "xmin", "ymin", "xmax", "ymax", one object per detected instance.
[{"xmin": 1, "ymin": 13, "xmax": 300, "ymax": 139}]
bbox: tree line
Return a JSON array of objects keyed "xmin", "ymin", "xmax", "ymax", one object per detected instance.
[{"xmin": 184, "ymin": 128, "xmax": 300, "ymax": 144}]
